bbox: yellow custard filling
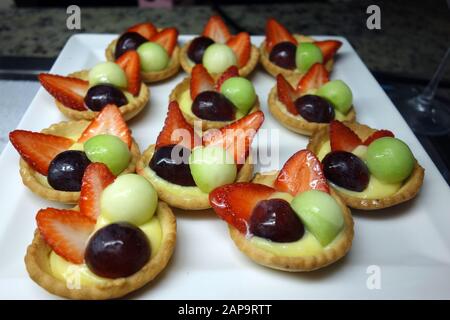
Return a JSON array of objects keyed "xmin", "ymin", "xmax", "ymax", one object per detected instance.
[
  {"xmin": 50, "ymin": 215, "xmax": 162, "ymax": 286},
  {"xmin": 179, "ymin": 89, "xmax": 196, "ymax": 119}
]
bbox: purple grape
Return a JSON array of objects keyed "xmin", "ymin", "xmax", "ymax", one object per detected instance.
[
  {"xmin": 47, "ymin": 150, "xmax": 91, "ymax": 191},
  {"xmin": 192, "ymin": 91, "xmax": 235, "ymax": 121},
  {"xmin": 187, "ymin": 36, "xmax": 214, "ymax": 64},
  {"xmin": 84, "ymin": 84, "xmax": 128, "ymax": 111},
  {"xmin": 114, "ymin": 32, "xmax": 148, "ymax": 59},
  {"xmin": 294, "ymin": 95, "xmax": 335, "ymax": 123},
  {"xmin": 269, "ymin": 41, "xmax": 297, "ymax": 69}
]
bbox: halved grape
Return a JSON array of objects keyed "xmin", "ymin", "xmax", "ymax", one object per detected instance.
[
  {"xmin": 294, "ymin": 94, "xmax": 335, "ymax": 123},
  {"xmin": 269, "ymin": 41, "xmax": 297, "ymax": 69}
]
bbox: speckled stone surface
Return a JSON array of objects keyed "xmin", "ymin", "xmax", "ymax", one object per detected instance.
[{"xmin": 0, "ymin": 1, "xmax": 449, "ymax": 81}]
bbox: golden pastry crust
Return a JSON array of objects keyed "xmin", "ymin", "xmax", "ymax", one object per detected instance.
[
  {"xmin": 19, "ymin": 120, "xmax": 140, "ymax": 204},
  {"xmin": 228, "ymin": 171, "xmax": 354, "ymax": 272},
  {"xmin": 179, "ymin": 40, "xmax": 259, "ymax": 77},
  {"xmin": 55, "ymin": 70, "xmax": 149, "ymax": 121},
  {"xmin": 136, "ymin": 144, "xmax": 254, "ymax": 210},
  {"xmin": 105, "ymin": 40, "xmax": 181, "ymax": 83},
  {"xmin": 24, "ymin": 202, "xmax": 176, "ymax": 300},
  {"xmin": 307, "ymin": 122, "xmax": 425, "ymax": 210},
  {"xmin": 169, "ymin": 76, "xmax": 260, "ymax": 130},
  {"xmin": 259, "ymin": 35, "xmax": 334, "ymax": 81}
]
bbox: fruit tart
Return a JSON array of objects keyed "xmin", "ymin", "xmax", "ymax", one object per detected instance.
[
  {"xmin": 25, "ymin": 163, "xmax": 176, "ymax": 299},
  {"xmin": 105, "ymin": 22, "xmax": 180, "ymax": 82},
  {"xmin": 39, "ymin": 51, "xmax": 149, "ymax": 121},
  {"xmin": 209, "ymin": 149, "xmax": 354, "ymax": 271},
  {"xmin": 260, "ymin": 18, "xmax": 342, "ymax": 80},
  {"xmin": 170, "ymin": 64, "xmax": 260, "ymax": 130},
  {"xmin": 307, "ymin": 120, "xmax": 425, "ymax": 210},
  {"xmin": 180, "ymin": 15, "xmax": 259, "ymax": 77},
  {"xmin": 268, "ymin": 63, "xmax": 356, "ymax": 135},
  {"xmin": 9, "ymin": 104, "xmax": 140, "ymax": 204},
  {"xmin": 137, "ymin": 101, "xmax": 264, "ymax": 210}
]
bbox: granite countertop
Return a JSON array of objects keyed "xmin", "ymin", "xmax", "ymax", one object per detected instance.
[{"xmin": 1, "ymin": 1, "xmax": 449, "ymax": 81}]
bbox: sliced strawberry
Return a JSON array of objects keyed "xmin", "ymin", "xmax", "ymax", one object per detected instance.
[
  {"xmin": 297, "ymin": 63, "xmax": 329, "ymax": 93},
  {"xmin": 265, "ymin": 18, "xmax": 297, "ymax": 52},
  {"xmin": 226, "ymin": 32, "xmax": 251, "ymax": 68},
  {"xmin": 215, "ymin": 65, "xmax": 239, "ymax": 91},
  {"xmin": 9, "ymin": 130, "xmax": 74, "ymax": 175},
  {"xmin": 78, "ymin": 104, "xmax": 132, "ymax": 148},
  {"xmin": 156, "ymin": 101, "xmax": 198, "ymax": 149},
  {"xmin": 150, "ymin": 27, "xmax": 178, "ymax": 56},
  {"xmin": 36, "ymin": 208, "xmax": 95, "ymax": 264},
  {"xmin": 39, "ymin": 73, "xmax": 88, "ymax": 111},
  {"xmin": 363, "ymin": 130, "xmax": 394, "ymax": 146},
  {"xmin": 79, "ymin": 163, "xmax": 115, "ymax": 221},
  {"xmin": 329, "ymin": 120, "xmax": 362, "ymax": 152},
  {"xmin": 202, "ymin": 15, "xmax": 231, "ymax": 43},
  {"xmin": 116, "ymin": 50, "xmax": 141, "ymax": 96},
  {"xmin": 274, "ymin": 150, "xmax": 329, "ymax": 196},
  {"xmin": 276, "ymin": 74, "xmax": 298, "ymax": 115},
  {"xmin": 127, "ymin": 22, "xmax": 157, "ymax": 40},
  {"xmin": 203, "ymin": 111, "xmax": 264, "ymax": 165},
  {"xmin": 190, "ymin": 64, "xmax": 215, "ymax": 100},
  {"xmin": 209, "ymin": 182, "xmax": 275, "ymax": 234},
  {"xmin": 314, "ymin": 40, "xmax": 342, "ymax": 62}
]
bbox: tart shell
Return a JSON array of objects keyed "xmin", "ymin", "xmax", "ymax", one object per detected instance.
[
  {"xmin": 307, "ymin": 122, "xmax": 425, "ymax": 210},
  {"xmin": 105, "ymin": 40, "xmax": 181, "ymax": 83},
  {"xmin": 169, "ymin": 77, "xmax": 260, "ymax": 130},
  {"xmin": 136, "ymin": 144, "xmax": 254, "ymax": 210},
  {"xmin": 25, "ymin": 202, "xmax": 176, "ymax": 300},
  {"xmin": 179, "ymin": 40, "xmax": 259, "ymax": 77},
  {"xmin": 19, "ymin": 120, "xmax": 141, "ymax": 204},
  {"xmin": 55, "ymin": 70, "xmax": 149, "ymax": 121},
  {"xmin": 229, "ymin": 171, "xmax": 354, "ymax": 272}
]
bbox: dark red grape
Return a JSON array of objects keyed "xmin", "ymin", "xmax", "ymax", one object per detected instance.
[
  {"xmin": 114, "ymin": 32, "xmax": 148, "ymax": 59},
  {"xmin": 149, "ymin": 144, "xmax": 196, "ymax": 186},
  {"xmin": 192, "ymin": 91, "xmax": 235, "ymax": 121},
  {"xmin": 84, "ymin": 84, "xmax": 128, "ymax": 111},
  {"xmin": 249, "ymin": 199, "xmax": 304, "ymax": 242},
  {"xmin": 47, "ymin": 150, "xmax": 91, "ymax": 191},
  {"xmin": 85, "ymin": 222, "xmax": 150, "ymax": 279},
  {"xmin": 294, "ymin": 95, "xmax": 335, "ymax": 123},
  {"xmin": 269, "ymin": 41, "xmax": 297, "ymax": 69},
  {"xmin": 322, "ymin": 151, "xmax": 369, "ymax": 192},
  {"xmin": 187, "ymin": 36, "xmax": 214, "ymax": 64}
]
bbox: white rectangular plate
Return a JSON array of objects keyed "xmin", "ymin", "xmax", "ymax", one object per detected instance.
[{"xmin": 1, "ymin": 35, "xmax": 450, "ymax": 299}]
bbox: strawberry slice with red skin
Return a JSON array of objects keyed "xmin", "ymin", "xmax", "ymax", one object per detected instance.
[
  {"xmin": 156, "ymin": 101, "xmax": 199, "ymax": 149},
  {"xmin": 329, "ymin": 120, "xmax": 362, "ymax": 152},
  {"xmin": 209, "ymin": 182, "xmax": 276, "ymax": 234},
  {"xmin": 36, "ymin": 208, "xmax": 95, "ymax": 264},
  {"xmin": 127, "ymin": 22, "xmax": 157, "ymax": 40},
  {"xmin": 203, "ymin": 111, "xmax": 264, "ymax": 165},
  {"xmin": 226, "ymin": 32, "xmax": 251, "ymax": 68},
  {"xmin": 39, "ymin": 73, "xmax": 88, "ymax": 111},
  {"xmin": 202, "ymin": 15, "xmax": 231, "ymax": 43},
  {"xmin": 79, "ymin": 163, "xmax": 115, "ymax": 221},
  {"xmin": 265, "ymin": 18, "xmax": 297, "ymax": 52},
  {"xmin": 190, "ymin": 64, "xmax": 215, "ymax": 100},
  {"xmin": 115, "ymin": 50, "xmax": 141, "ymax": 96},
  {"xmin": 274, "ymin": 150, "xmax": 330, "ymax": 196},
  {"xmin": 296, "ymin": 63, "xmax": 330, "ymax": 93},
  {"xmin": 314, "ymin": 40, "xmax": 342, "ymax": 63},
  {"xmin": 78, "ymin": 104, "xmax": 132, "ymax": 148},
  {"xmin": 9, "ymin": 130, "xmax": 74, "ymax": 175},
  {"xmin": 363, "ymin": 130, "xmax": 395, "ymax": 146},
  {"xmin": 276, "ymin": 74, "xmax": 299, "ymax": 115},
  {"xmin": 215, "ymin": 65, "xmax": 239, "ymax": 91},
  {"xmin": 150, "ymin": 28, "xmax": 179, "ymax": 56}
]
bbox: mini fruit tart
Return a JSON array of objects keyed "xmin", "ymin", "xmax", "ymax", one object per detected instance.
[
  {"xmin": 268, "ymin": 63, "xmax": 356, "ymax": 135},
  {"xmin": 180, "ymin": 15, "xmax": 259, "ymax": 76},
  {"xmin": 209, "ymin": 149, "xmax": 354, "ymax": 271},
  {"xmin": 9, "ymin": 105, "xmax": 140, "ymax": 204},
  {"xmin": 25, "ymin": 163, "xmax": 176, "ymax": 299},
  {"xmin": 39, "ymin": 52, "xmax": 149, "ymax": 121},
  {"xmin": 137, "ymin": 101, "xmax": 264, "ymax": 210},
  {"xmin": 260, "ymin": 19, "xmax": 342, "ymax": 80},
  {"xmin": 307, "ymin": 120, "xmax": 425, "ymax": 210},
  {"xmin": 105, "ymin": 22, "xmax": 181, "ymax": 83},
  {"xmin": 170, "ymin": 64, "xmax": 260, "ymax": 130}
]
